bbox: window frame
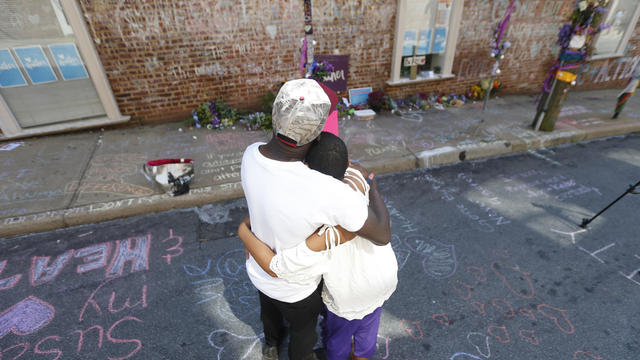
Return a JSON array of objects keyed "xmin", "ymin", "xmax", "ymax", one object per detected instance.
[
  {"xmin": 590, "ymin": 0, "xmax": 640, "ymax": 60},
  {"xmin": 387, "ymin": 0, "xmax": 464, "ymax": 85},
  {"xmin": 0, "ymin": 0, "xmax": 128, "ymax": 139}
]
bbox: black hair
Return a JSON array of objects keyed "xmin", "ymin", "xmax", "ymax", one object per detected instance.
[{"xmin": 305, "ymin": 132, "xmax": 348, "ymax": 180}]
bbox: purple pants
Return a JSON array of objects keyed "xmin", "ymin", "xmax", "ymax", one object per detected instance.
[{"xmin": 321, "ymin": 306, "xmax": 382, "ymax": 360}]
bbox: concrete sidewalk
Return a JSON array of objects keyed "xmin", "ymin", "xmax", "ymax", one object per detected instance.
[{"xmin": 2, "ymin": 88, "xmax": 640, "ymax": 238}]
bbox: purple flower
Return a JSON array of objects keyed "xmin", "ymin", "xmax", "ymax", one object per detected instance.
[
  {"xmin": 325, "ymin": 62, "xmax": 334, "ymax": 73},
  {"xmin": 557, "ymin": 23, "xmax": 573, "ymax": 48}
]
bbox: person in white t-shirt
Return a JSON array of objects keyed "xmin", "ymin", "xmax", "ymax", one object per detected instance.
[
  {"xmin": 239, "ymin": 132, "xmax": 397, "ymax": 360},
  {"xmin": 240, "ymin": 79, "xmax": 390, "ymax": 360}
]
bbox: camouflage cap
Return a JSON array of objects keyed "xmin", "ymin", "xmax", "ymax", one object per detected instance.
[{"xmin": 272, "ymin": 79, "xmax": 331, "ymax": 146}]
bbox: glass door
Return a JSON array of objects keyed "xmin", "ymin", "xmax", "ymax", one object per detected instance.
[{"xmin": 0, "ymin": 0, "xmax": 105, "ymax": 128}]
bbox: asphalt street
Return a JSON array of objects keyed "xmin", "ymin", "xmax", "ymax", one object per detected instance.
[{"xmin": 1, "ymin": 134, "xmax": 639, "ymax": 359}]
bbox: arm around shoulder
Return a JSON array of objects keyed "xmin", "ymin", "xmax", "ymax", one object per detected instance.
[{"xmin": 354, "ymin": 177, "xmax": 391, "ymax": 246}]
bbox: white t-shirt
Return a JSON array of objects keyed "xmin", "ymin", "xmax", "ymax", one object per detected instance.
[
  {"xmin": 271, "ymin": 234, "xmax": 398, "ymax": 320},
  {"xmin": 240, "ymin": 143, "xmax": 368, "ymax": 303},
  {"xmin": 270, "ymin": 168, "xmax": 398, "ymax": 320}
]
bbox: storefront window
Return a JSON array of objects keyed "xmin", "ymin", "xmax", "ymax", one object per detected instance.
[
  {"xmin": 389, "ymin": 0, "xmax": 462, "ymax": 84},
  {"xmin": 593, "ymin": 0, "xmax": 640, "ymax": 57},
  {"xmin": 0, "ymin": 0, "xmax": 105, "ymax": 128}
]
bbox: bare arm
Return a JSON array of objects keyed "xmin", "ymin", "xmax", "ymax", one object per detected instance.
[
  {"xmin": 237, "ymin": 216, "xmax": 355, "ymax": 278},
  {"xmin": 349, "ymin": 163, "xmax": 391, "ymax": 246},
  {"xmin": 237, "ymin": 217, "xmax": 278, "ymax": 277},
  {"xmin": 305, "ymin": 226, "xmax": 355, "ymax": 251}
]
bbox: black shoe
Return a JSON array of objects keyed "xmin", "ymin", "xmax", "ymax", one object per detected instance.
[
  {"xmin": 262, "ymin": 345, "xmax": 278, "ymax": 360},
  {"xmin": 303, "ymin": 347, "xmax": 327, "ymax": 360}
]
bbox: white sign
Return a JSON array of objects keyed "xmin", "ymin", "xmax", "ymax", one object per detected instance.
[{"xmin": 403, "ymin": 56, "xmax": 426, "ymax": 67}]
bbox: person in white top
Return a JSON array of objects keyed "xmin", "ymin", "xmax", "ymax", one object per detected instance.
[
  {"xmin": 239, "ymin": 132, "xmax": 397, "ymax": 360},
  {"xmin": 240, "ymin": 79, "xmax": 390, "ymax": 360}
]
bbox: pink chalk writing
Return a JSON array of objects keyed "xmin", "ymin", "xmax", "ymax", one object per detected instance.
[
  {"xmin": 519, "ymin": 329, "xmax": 539, "ymax": 345},
  {"xmin": 1, "ymin": 231, "xmax": 182, "ymax": 294},
  {"xmin": 452, "ymin": 280, "xmax": 474, "ymax": 300},
  {"xmin": 106, "ymin": 316, "xmax": 143, "ymax": 360},
  {"xmin": 3, "ymin": 314, "xmax": 145, "ymax": 359},
  {"xmin": 2, "ymin": 342, "xmax": 28, "ymax": 358},
  {"xmin": 491, "ymin": 298, "xmax": 515, "ymax": 318},
  {"xmin": 34, "ymin": 335, "xmax": 62, "ymax": 360},
  {"xmin": 161, "ymin": 229, "xmax": 184, "ymax": 265},
  {"xmin": 537, "ymin": 304, "xmax": 574, "ymax": 334},
  {"xmin": 490, "ymin": 261, "xmax": 535, "ymax": 299},
  {"xmin": 73, "ymin": 316, "xmax": 143, "ymax": 359},
  {"xmin": 0, "ymin": 296, "xmax": 55, "ymax": 339},
  {"xmin": 0, "ymin": 259, "xmax": 22, "ymax": 290},
  {"xmin": 79, "ymin": 278, "xmax": 147, "ymax": 322},
  {"xmin": 471, "ymin": 302, "xmax": 486, "ymax": 315},
  {"xmin": 487, "ymin": 325, "xmax": 510, "ymax": 343},
  {"xmin": 106, "ymin": 235, "xmax": 151, "ymax": 277},
  {"xmin": 432, "ymin": 313, "xmax": 450, "ymax": 326},
  {"xmin": 519, "ymin": 308, "xmax": 536, "ymax": 321},
  {"xmin": 73, "ymin": 325, "xmax": 104, "ymax": 354},
  {"xmin": 79, "ymin": 278, "xmax": 112, "ymax": 322},
  {"xmin": 30, "ymin": 250, "xmax": 74, "ymax": 286},
  {"xmin": 108, "ymin": 285, "xmax": 148, "ymax": 314},
  {"xmin": 75, "ymin": 242, "xmax": 112, "ymax": 274},
  {"xmin": 466, "ymin": 265, "xmax": 487, "ymax": 283},
  {"xmin": 402, "ymin": 320, "xmax": 424, "ymax": 339},
  {"xmin": 445, "ymin": 251, "xmax": 579, "ymax": 356},
  {"xmin": 376, "ymin": 334, "xmax": 390, "ymax": 359}
]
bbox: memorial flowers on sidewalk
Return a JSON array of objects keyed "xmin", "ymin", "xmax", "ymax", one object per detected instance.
[
  {"xmin": 188, "ymin": 100, "xmax": 272, "ymax": 131},
  {"xmin": 191, "ymin": 101, "xmax": 237, "ymax": 129},
  {"xmin": 238, "ymin": 112, "xmax": 272, "ymax": 131},
  {"xmin": 367, "ymin": 90, "xmax": 392, "ymax": 112}
]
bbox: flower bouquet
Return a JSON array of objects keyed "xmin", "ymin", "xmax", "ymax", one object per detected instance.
[
  {"xmin": 310, "ymin": 60, "xmax": 334, "ymax": 81},
  {"xmin": 190, "ymin": 101, "xmax": 238, "ymax": 129},
  {"xmin": 558, "ymin": 0, "xmax": 610, "ymax": 62}
]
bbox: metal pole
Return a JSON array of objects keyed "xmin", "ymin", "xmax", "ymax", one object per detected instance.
[
  {"xmin": 533, "ymin": 60, "xmax": 564, "ymax": 131},
  {"xmin": 303, "ymin": 0, "xmax": 314, "ymax": 78},
  {"xmin": 579, "ymin": 180, "xmax": 640, "ymax": 228},
  {"xmin": 482, "ymin": 74, "xmax": 494, "ymax": 111}
]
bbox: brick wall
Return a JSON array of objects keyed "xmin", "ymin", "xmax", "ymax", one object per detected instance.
[{"xmin": 79, "ymin": 0, "xmax": 640, "ymax": 123}]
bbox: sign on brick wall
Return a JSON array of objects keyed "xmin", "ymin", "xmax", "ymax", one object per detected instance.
[{"xmin": 315, "ymin": 54, "xmax": 349, "ymax": 92}]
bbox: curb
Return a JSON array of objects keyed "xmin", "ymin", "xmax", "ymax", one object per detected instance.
[{"xmin": 1, "ymin": 182, "xmax": 244, "ymax": 238}]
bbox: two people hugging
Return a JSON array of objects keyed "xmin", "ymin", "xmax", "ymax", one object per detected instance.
[{"xmin": 239, "ymin": 79, "xmax": 398, "ymax": 360}]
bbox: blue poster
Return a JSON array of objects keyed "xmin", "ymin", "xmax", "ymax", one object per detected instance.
[
  {"xmin": 402, "ymin": 30, "xmax": 417, "ymax": 56},
  {"xmin": 14, "ymin": 46, "xmax": 57, "ymax": 84},
  {"xmin": 49, "ymin": 43, "xmax": 89, "ymax": 80},
  {"xmin": 349, "ymin": 87, "xmax": 372, "ymax": 106},
  {"xmin": 0, "ymin": 49, "xmax": 27, "ymax": 88},
  {"xmin": 417, "ymin": 29, "xmax": 432, "ymax": 55},
  {"xmin": 433, "ymin": 27, "xmax": 448, "ymax": 54}
]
